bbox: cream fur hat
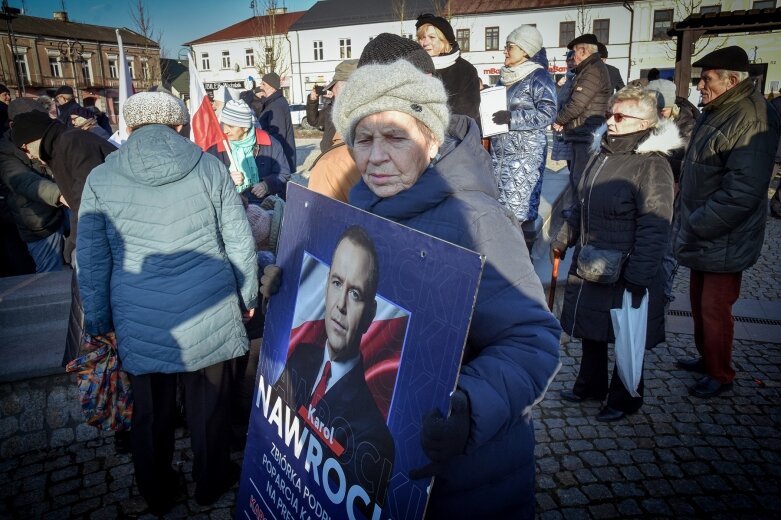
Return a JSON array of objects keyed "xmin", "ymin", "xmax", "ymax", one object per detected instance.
[
  {"xmin": 123, "ymin": 92, "xmax": 189, "ymax": 128},
  {"xmin": 333, "ymin": 59, "xmax": 450, "ymax": 147}
]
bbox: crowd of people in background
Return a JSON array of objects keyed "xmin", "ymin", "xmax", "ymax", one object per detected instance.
[{"xmin": 1, "ymin": 13, "xmax": 780, "ymax": 518}]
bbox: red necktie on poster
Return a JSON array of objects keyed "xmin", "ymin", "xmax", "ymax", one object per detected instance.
[{"xmin": 310, "ymin": 361, "xmax": 331, "ymax": 408}]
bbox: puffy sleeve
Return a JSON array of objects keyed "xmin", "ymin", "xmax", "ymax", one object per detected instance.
[
  {"xmin": 509, "ymin": 70, "xmax": 557, "ymax": 131},
  {"xmin": 623, "ymin": 157, "xmax": 674, "ymax": 287},
  {"xmin": 76, "ymin": 174, "xmax": 114, "ymax": 335},
  {"xmin": 210, "ymin": 161, "xmax": 259, "ymax": 309},
  {"xmin": 456, "ymin": 202, "xmax": 561, "ymax": 450}
]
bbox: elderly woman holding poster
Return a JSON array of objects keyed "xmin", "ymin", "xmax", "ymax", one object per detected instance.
[{"xmin": 265, "ymin": 59, "xmax": 561, "ymax": 518}]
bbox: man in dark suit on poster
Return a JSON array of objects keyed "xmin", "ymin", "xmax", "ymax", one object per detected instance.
[{"xmin": 273, "ymin": 225, "xmax": 395, "ymax": 509}]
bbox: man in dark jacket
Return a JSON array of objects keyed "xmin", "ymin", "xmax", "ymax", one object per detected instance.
[
  {"xmin": 257, "ymin": 72, "xmax": 296, "ymax": 171},
  {"xmin": 674, "ymin": 46, "xmax": 781, "ymax": 398},
  {"xmin": 54, "ymin": 85, "xmax": 81, "ymax": 128},
  {"xmin": 597, "ymin": 43, "xmax": 625, "ymax": 94},
  {"xmin": 553, "ymin": 34, "xmax": 612, "ymax": 209},
  {"xmin": 307, "ymin": 60, "xmax": 357, "ymax": 153},
  {"xmin": 12, "ymin": 110, "xmax": 117, "ymax": 366},
  {"xmin": 1, "ymin": 99, "xmax": 66, "ymax": 272}
]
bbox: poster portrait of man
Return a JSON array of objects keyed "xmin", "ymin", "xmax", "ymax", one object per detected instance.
[{"xmin": 272, "ymin": 225, "xmax": 403, "ymax": 509}]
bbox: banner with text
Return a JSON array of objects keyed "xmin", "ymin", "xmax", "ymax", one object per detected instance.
[{"xmin": 236, "ymin": 183, "xmax": 484, "ymax": 520}]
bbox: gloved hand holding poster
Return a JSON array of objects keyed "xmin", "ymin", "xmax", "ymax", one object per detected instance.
[{"xmin": 237, "ymin": 184, "xmax": 484, "ymax": 520}]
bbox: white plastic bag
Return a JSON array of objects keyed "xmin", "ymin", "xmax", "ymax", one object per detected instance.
[{"xmin": 610, "ymin": 289, "xmax": 648, "ymax": 397}]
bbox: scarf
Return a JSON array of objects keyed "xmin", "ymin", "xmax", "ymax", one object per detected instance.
[
  {"xmin": 228, "ymin": 129, "xmax": 260, "ymax": 193},
  {"xmin": 500, "ymin": 60, "xmax": 542, "ymax": 86},
  {"xmin": 432, "ymin": 48, "xmax": 460, "ymax": 70}
]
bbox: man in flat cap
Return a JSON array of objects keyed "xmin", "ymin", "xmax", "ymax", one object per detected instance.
[
  {"xmin": 54, "ymin": 85, "xmax": 82, "ymax": 128},
  {"xmin": 553, "ymin": 34, "xmax": 612, "ymax": 212},
  {"xmin": 307, "ymin": 59, "xmax": 358, "ymax": 153},
  {"xmin": 257, "ymin": 72, "xmax": 296, "ymax": 172},
  {"xmin": 674, "ymin": 46, "xmax": 780, "ymax": 398}
]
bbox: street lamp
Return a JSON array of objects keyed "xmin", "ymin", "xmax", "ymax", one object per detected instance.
[{"xmin": 58, "ymin": 39, "xmax": 85, "ymax": 103}]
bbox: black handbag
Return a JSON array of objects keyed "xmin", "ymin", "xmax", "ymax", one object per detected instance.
[{"xmin": 576, "ymin": 244, "xmax": 627, "ymax": 284}]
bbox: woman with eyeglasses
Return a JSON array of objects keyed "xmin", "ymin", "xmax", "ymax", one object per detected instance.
[
  {"xmin": 415, "ymin": 13, "xmax": 481, "ymax": 125},
  {"xmin": 551, "ymin": 86, "xmax": 682, "ymax": 422},
  {"xmin": 489, "ymin": 25, "xmax": 557, "ymax": 242}
]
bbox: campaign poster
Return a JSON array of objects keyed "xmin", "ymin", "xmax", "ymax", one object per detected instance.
[{"xmin": 237, "ymin": 183, "xmax": 484, "ymax": 520}]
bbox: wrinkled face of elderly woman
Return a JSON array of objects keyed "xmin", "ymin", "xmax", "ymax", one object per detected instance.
[
  {"xmin": 352, "ymin": 111, "xmax": 440, "ymax": 198},
  {"xmin": 606, "ymin": 100, "xmax": 652, "ymax": 136}
]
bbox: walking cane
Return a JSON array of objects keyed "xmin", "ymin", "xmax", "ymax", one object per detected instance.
[{"xmin": 548, "ymin": 250, "xmax": 561, "ymax": 311}]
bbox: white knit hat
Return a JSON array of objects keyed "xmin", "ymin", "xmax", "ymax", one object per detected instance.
[
  {"xmin": 333, "ymin": 59, "xmax": 450, "ymax": 147},
  {"xmin": 220, "ymin": 99, "xmax": 254, "ymax": 128},
  {"xmin": 123, "ymin": 92, "xmax": 189, "ymax": 128},
  {"xmin": 507, "ymin": 25, "xmax": 543, "ymax": 58}
]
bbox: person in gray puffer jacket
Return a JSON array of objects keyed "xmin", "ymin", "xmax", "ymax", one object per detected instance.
[
  {"xmin": 490, "ymin": 25, "xmax": 557, "ymax": 229},
  {"xmin": 77, "ymin": 92, "xmax": 258, "ymax": 514}
]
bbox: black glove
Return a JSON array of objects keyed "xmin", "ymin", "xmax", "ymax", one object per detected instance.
[
  {"xmin": 624, "ymin": 281, "xmax": 646, "ymax": 309},
  {"xmin": 550, "ymin": 239, "xmax": 568, "ymax": 264},
  {"xmin": 259, "ymin": 264, "xmax": 282, "ymax": 310},
  {"xmin": 492, "ymin": 110, "xmax": 511, "ymax": 125},
  {"xmin": 409, "ymin": 390, "xmax": 471, "ymax": 480}
]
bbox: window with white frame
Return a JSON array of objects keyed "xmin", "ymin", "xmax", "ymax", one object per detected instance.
[
  {"xmin": 127, "ymin": 57, "xmax": 135, "ymax": 79},
  {"xmin": 81, "ymin": 57, "xmax": 93, "ymax": 85},
  {"xmin": 201, "ymin": 52, "xmax": 210, "ymax": 70},
  {"xmin": 245, "ymin": 48, "xmax": 255, "ymax": 68},
  {"xmin": 264, "ymin": 47, "xmax": 274, "ymax": 72},
  {"xmin": 456, "ymin": 29, "xmax": 470, "ymax": 52},
  {"xmin": 141, "ymin": 59, "xmax": 150, "ymax": 80},
  {"xmin": 221, "ymin": 50, "xmax": 230, "ymax": 69},
  {"xmin": 108, "ymin": 55, "xmax": 118, "ymax": 79},
  {"xmin": 15, "ymin": 52, "xmax": 29, "ymax": 83},
  {"xmin": 339, "ymin": 38, "xmax": 351, "ymax": 59},
  {"xmin": 49, "ymin": 56, "xmax": 62, "ymax": 77},
  {"xmin": 313, "ymin": 41, "xmax": 323, "ymax": 61}
]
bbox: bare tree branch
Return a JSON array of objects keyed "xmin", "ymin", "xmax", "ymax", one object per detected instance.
[
  {"xmin": 128, "ymin": 0, "xmax": 163, "ymax": 85},
  {"xmin": 251, "ymin": 0, "xmax": 290, "ymax": 78}
]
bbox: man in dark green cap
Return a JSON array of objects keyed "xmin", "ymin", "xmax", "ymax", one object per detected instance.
[{"xmin": 674, "ymin": 45, "xmax": 781, "ymax": 398}]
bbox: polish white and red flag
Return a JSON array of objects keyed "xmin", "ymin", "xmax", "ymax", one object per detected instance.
[
  {"xmin": 287, "ymin": 254, "xmax": 409, "ymax": 421},
  {"xmin": 188, "ymin": 58, "xmax": 226, "ymax": 152}
]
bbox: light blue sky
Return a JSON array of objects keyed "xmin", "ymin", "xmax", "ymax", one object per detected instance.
[{"xmin": 19, "ymin": 0, "xmax": 318, "ymax": 57}]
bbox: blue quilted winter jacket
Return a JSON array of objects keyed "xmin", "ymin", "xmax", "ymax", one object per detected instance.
[{"xmin": 77, "ymin": 124, "xmax": 258, "ymax": 375}]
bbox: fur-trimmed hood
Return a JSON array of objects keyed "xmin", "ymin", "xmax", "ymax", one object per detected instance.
[{"xmin": 591, "ymin": 118, "xmax": 684, "ymax": 155}]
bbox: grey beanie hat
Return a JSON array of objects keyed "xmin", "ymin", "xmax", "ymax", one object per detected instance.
[
  {"xmin": 220, "ymin": 99, "xmax": 254, "ymax": 128},
  {"xmin": 333, "ymin": 59, "xmax": 450, "ymax": 147},
  {"xmin": 507, "ymin": 25, "xmax": 543, "ymax": 58},
  {"xmin": 646, "ymin": 79, "xmax": 677, "ymax": 109},
  {"xmin": 123, "ymin": 91, "xmax": 189, "ymax": 128}
]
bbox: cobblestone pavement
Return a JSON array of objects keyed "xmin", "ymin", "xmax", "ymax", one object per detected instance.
[{"xmin": 2, "ymin": 218, "xmax": 779, "ymax": 519}]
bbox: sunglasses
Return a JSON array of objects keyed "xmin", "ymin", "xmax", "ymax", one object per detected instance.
[{"xmin": 605, "ymin": 111, "xmax": 646, "ymax": 123}]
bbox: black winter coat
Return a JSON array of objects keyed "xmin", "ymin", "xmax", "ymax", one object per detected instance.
[
  {"xmin": 559, "ymin": 121, "xmax": 680, "ymax": 347},
  {"xmin": 38, "ymin": 121, "xmax": 116, "ymax": 263},
  {"xmin": 435, "ymin": 52, "xmax": 481, "ymax": 125},
  {"xmin": 674, "ymin": 79, "xmax": 781, "ymax": 273},
  {"xmin": 306, "ymin": 96, "xmax": 334, "ymax": 152},
  {"xmin": 668, "ymin": 97, "xmax": 700, "ymax": 182},
  {"xmin": 0, "ymin": 134, "xmax": 63, "ymax": 241},
  {"xmin": 258, "ymin": 90, "xmax": 296, "ymax": 171},
  {"xmin": 556, "ymin": 52, "xmax": 611, "ymax": 142}
]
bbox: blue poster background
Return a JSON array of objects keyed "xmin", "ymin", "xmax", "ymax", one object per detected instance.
[{"xmin": 236, "ymin": 184, "xmax": 484, "ymax": 520}]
